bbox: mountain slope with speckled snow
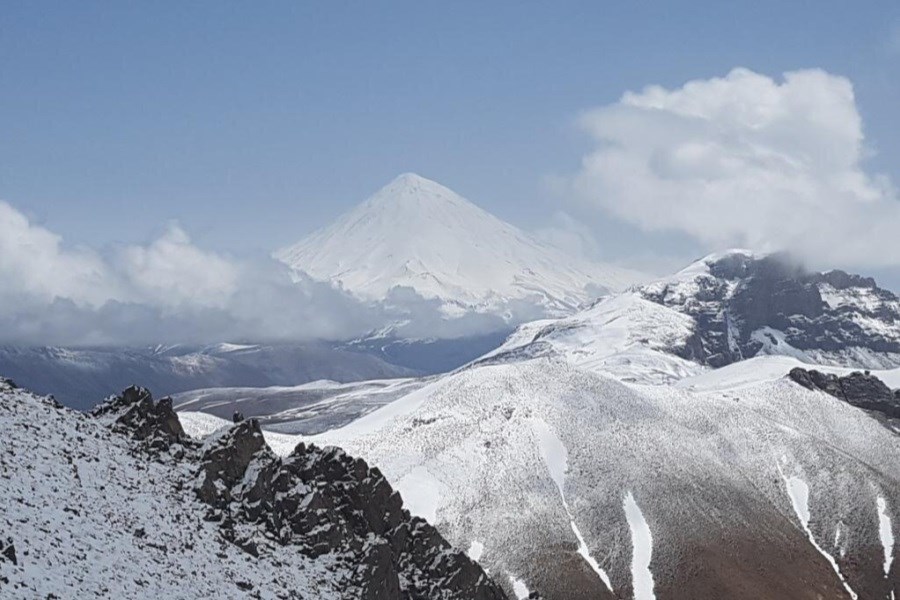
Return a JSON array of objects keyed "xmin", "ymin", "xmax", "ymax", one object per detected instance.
[{"xmin": 182, "ymin": 355, "xmax": 900, "ymax": 600}]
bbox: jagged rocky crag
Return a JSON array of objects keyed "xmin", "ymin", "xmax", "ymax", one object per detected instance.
[
  {"xmin": 196, "ymin": 418, "xmax": 505, "ymax": 599},
  {"xmin": 641, "ymin": 251, "xmax": 900, "ymax": 368},
  {"xmin": 789, "ymin": 367, "xmax": 900, "ymax": 424},
  {"xmin": 0, "ymin": 379, "xmax": 508, "ymax": 599}
]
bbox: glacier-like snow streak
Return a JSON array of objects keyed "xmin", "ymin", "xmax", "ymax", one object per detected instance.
[
  {"xmin": 878, "ymin": 497, "xmax": 895, "ymax": 577},
  {"xmin": 532, "ymin": 419, "xmax": 614, "ymax": 592},
  {"xmin": 782, "ymin": 473, "xmax": 858, "ymax": 600},
  {"xmin": 624, "ymin": 492, "xmax": 656, "ymax": 600}
]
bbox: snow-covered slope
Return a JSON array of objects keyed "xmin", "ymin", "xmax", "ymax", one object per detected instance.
[
  {"xmin": 0, "ymin": 381, "xmax": 349, "ymax": 598},
  {"xmin": 478, "ymin": 292, "xmax": 704, "ymax": 385},
  {"xmin": 276, "ymin": 173, "xmax": 644, "ymax": 317},
  {"xmin": 173, "ymin": 376, "xmax": 429, "ymax": 434},
  {"xmin": 182, "ymin": 358, "xmax": 900, "ymax": 600}
]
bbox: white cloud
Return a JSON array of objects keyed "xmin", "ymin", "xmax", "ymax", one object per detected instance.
[
  {"xmin": 0, "ymin": 202, "xmax": 125, "ymax": 306},
  {"xmin": 0, "ymin": 201, "xmax": 516, "ymax": 345},
  {"xmin": 119, "ymin": 224, "xmax": 238, "ymax": 308},
  {"xmin": 567, "ymin": 67, "xmax": 900, "ymax": 269}
]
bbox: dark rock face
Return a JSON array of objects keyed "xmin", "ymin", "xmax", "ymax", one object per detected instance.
[
  {"xmin": 196, "ymin": 422, "xmax": 508, "ymax": 599},
  {"xmin": 90, "ymin": 385, "xmax": 185, "ymax": 449},
  {"xmin": 788, "ymin": 367, "xmax": 900, "ymax": 420},
  {"xmin": 196, "ymin": 419, "xmax": 271, "ymax": 509},
  {"xmin": 642, "ymin": 253, "xmax": 900, "ymax": 368}
]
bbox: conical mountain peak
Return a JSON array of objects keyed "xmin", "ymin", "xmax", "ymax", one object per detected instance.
[
  {"xmin": 363, "ymin": 172, "xmax": 479, "ymax": 215},
  {"xmin": 276, "ymin": 174, "xmax": 644, "ymax": 313}
]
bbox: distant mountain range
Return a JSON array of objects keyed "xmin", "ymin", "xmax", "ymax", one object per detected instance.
[{"xmin": 0, "ymin": 343, "xmax": 413, "ymax": 410}]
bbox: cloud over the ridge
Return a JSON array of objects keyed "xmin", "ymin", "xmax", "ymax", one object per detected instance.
[{"xmin": 568, "ymin": 67, "xmax": 900, "ymax": 268}]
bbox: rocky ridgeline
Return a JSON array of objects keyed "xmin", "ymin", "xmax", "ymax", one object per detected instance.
[
  {"xmin": 788, "ymin": 367, "xmax": 900, "ymax": 422},
  {"xmin": 87, "ymin": 384, "xmax": 510, "ymax": 599},
  {"xmin": 642, "ymin": 253, "xmax": 900, "ymax": 368}
]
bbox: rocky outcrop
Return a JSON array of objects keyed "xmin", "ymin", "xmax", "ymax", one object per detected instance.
[
  {"xmin": 196, "ymin": 419, "xmax": 508, "ymax": 599},
  {"xmin": 90, "ymin": 385, "xmax": 186, "ymax": 450},
  {"xmin": 80, "ymin": 384, "xmax": 509, "ymax": 599},
  {"xmin": 788, "ymin": 367, "xmax": 900, "ymax": 420},
  {"xmin": 0, "ymin": 538, "xmax": 15, "ymax": 566}
]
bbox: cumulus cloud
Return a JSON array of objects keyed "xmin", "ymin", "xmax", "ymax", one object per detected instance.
[
  {"xmin": 118, "ymin": 224, "xmax": 239, "ymax": 309},
  {"xmin": 567, "ymin": 67, "xmax": 900, "ymax": 269},
  {"xmin": 0, "ymin": 202, "xmax": 125, "ymax": 306},
  {"xmin": 0, "ymin": 201, "xmax": 398, "ymax": 345}
]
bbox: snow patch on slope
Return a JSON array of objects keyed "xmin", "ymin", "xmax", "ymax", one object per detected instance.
[
  {"xmin": 624, "ymin": 492, "xmax": 656, "ymax": 600},
  {"xmin": 531, "ymin": 418, "xmax": 614, "ymax": 592},
  {"xmin": 467, "ymin": 540, "xmax": 485, "ymax": 562},
  {"xmin": 396, "ymin": 467, "xmax": 446, "ymax": 523},
  {"xmin": 781, "ymin": 472, "xmax": 858, "ymax": 600},
  {"xmin": 509, "ymin": 575, "xmax": 531, "ymax": 599},
  {"xmin": 878, "ymin": 497, "xmax": 895, "ymax": 577}
]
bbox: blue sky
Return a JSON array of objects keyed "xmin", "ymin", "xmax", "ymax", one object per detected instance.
[{"xmin": 2, "ymin": 1, "xmax": 900, "ymax": 284}]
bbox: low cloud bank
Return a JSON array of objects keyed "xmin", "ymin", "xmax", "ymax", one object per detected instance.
[{"xmin": 0, "ymin": 203, "xmax": 525, "ymax": 346}]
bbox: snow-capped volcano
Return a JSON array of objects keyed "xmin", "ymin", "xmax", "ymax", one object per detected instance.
[{"xmin": 276, "ymin": 173, "xmax": 644, "ymax": 316}]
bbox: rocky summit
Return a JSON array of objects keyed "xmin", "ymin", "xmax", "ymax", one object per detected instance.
[
  {"xmin": 0, "ymin": 380, "xmax": 508, "ymax": 599},
  {"xmin": 641, "ymin": 251, "xmax": 900, "ymax": 369}
]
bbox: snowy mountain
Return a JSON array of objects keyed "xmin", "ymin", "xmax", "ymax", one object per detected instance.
[
  {"xmin": 182, "ymin": 356, "xmax": 900, "ymax": 600},
  {"xmin": 276, "ymin": 173, "xmax": 645, "ymax": 317},
  {"xmin": 485, "ymin": 250, "xmax": 900, "ymax": 384},
  {"xmin": 0, "ymin": 379, "xmax": 508, "ymax": 599},
  {"xmin": 170, "ymin": 250, "xmax": 900, "ymax": 599}
]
